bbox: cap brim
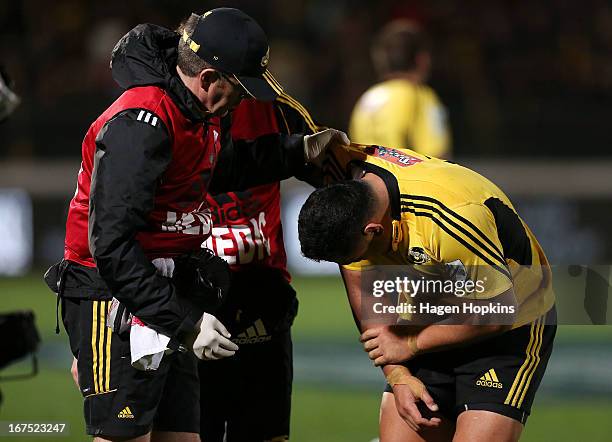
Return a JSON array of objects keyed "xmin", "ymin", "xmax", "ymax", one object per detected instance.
[{"xmin": 238, "ymin": 70, "xmax": 283, "ymax": 101}]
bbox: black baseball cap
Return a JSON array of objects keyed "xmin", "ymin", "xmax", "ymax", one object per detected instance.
[{"xmin": 181, "ymin": 8, "xmax": 283, "ymax": 101}]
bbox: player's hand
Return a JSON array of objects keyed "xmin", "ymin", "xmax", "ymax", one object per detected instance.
[
  {"xmin": 192, "ymin": 312, "xmax": 239, "ymax": 360},
  {"xmin": 70, "ymin": 357, "xmax": 79, "ymax": 388},
  {"xmin": 303, "ymin": 128, "xmax": 350, "ymax": 161},
  {"xmin": 390, "ymin": 372, "xmax": 441, "ymax": 431},
  {"xmin": 361, "ymin": 326, "xmax": 419, "ymax": 366}
]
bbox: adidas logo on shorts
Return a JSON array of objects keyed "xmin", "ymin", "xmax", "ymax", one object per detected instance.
[
  {"xmin": 476, "ymin": 369, "xmax": 503, "ymax": 389},
  {"xmin": 233, "ymin": 319, "xmax": 272, "ymax": 345},
  {"xmin": 117, "ymin": 406, "xmax": 135, "ymax": 419}
]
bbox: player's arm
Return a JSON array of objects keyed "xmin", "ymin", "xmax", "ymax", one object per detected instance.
[
  {"xmin": 363, "ymin": 288, "xmax": 517, "ymax": 366},
  {"xmin": 89, "ymin": 109, "xmax": 200, "ymax": 340},
  {"xmin": 362, "ymin": 202, "xmax": 517, "ymax": 364},
  {"xmin": 342, "ymin": 267, "xmax": 440, "ymax": 430}
]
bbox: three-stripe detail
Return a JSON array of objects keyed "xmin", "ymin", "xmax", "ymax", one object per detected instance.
[
  {"xmin": 480, "ymin": 368, "xmax": 500, "ymax": 382},
  {"xmin": 91, "ymin": 300, "xmax": 112, "ymax": 395},
  {"xmin": 504, "ymin": 316, "xmax": 545, "ymax": 407},
  {"xmin": 400, "ymin": 195, "xmax": 511, "ymax": 279},
  {"xmin": 136, "ymin": 110, "xmax": 158, "ymax": 127}
]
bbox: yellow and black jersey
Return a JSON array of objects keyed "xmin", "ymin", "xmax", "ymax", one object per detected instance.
[
  {"xmin": 325, "ymin": 144, "xmax": 554, "ymax": 328},
  {"xmin": 349, "ymin": 79, "xmax": 451, "ymax": 158}
]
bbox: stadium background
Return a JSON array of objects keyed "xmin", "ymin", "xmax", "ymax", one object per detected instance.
[{"xmin": 1, "ymin": 1, "xmax": 611, "ymax": 441}]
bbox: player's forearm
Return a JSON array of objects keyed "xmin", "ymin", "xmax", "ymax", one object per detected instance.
[{"xmin": 415, "ymin": 324, "xmax": 509, "ymax": 354}]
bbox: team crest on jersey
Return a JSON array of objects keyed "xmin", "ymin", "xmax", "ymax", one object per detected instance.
[
  {"xmin": 370, "ymin": 145, "xmax": 422, "ymax": 167},
  {"xmin": 407, "ymin": 247, "xmax": 430, "ymax": 264}
]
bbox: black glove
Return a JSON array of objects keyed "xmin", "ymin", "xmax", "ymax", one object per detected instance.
[{"xmin": 172, "ymin": 249, "xmax": 231, "ymax": 314}]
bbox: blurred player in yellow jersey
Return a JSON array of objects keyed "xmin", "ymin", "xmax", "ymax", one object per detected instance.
[{"xmin": 349, "ymin": 20, "xmax": 451, "ymax": 158}]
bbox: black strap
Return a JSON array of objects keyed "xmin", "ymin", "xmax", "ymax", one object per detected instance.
[{"xmin": 53, "ymin": 260, "xmax": 71, "ymax": 335}]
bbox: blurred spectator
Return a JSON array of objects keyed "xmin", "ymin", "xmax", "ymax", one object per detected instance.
[{"xmin": 348, "ymin": 19, "xmax": 451, "ymax": 158}]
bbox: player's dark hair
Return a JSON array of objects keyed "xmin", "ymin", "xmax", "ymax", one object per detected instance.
[
  {"xmin": 176, "ymin": 15, "xmax": 212, "ymax": 77},
  {"xmin": 298, "ymin": 180, "xmax": 376, "ymax": 264},
  {"xmin": 371, "ymin": 20, "xmax": 430, "ymax": 76}
]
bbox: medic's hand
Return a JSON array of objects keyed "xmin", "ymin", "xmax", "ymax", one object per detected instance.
[
  {"xmin": 192, "ymin": 312, "xmax": 239, "ymax": 360},
  {"xmin": 303, "ymin": 129, "xmax": 350, "ymax": 161}
]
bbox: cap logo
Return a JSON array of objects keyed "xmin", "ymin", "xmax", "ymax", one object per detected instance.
[
  {"xmin": 203, "ymin": 10, "xmax": 213, "ymax": 18},
  {"xmin": 182, "ymin": 30, "xmax": 200, "ymax": 53},
  {"xmin": 261, "ymin": 47, "xmax": 270, "ymax": 67}
]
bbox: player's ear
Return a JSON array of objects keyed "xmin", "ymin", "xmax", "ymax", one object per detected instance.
[{"xmin": 363, "ymin": 223, "xmax": 384, "ymax": 236}]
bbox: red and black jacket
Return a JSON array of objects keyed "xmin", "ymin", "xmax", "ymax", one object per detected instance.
[
  {"xmin": 206, "ymin": 97, "xmax": 318, "ymax": 280},
  {"xmin": 61, "ymin": 24, "xmax": 307, "ymax": 340}
]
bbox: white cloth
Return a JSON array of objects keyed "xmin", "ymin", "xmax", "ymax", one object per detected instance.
[
  {"xmin": 129, "ymin": 258, "xmax": 174, "ymax": 371},
  {"xmin": 129, "ymin": 316, "xmax": 172, "ymax": 371}
]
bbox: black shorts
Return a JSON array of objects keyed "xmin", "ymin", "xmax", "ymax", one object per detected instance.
[
  {"xmin": 62, "ymin": 298, "xmax": 200, "ymax": 438},
  {"xmin": 385, "ymin": 307, "xmax": 557, "ymax": 425},
  {"xmin": 198, "ymin": 268, "xmax": 296, "ymax": 442}
]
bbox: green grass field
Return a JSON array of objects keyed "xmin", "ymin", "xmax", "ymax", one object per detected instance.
[{"xmin": 1, "ymin": 274, "xmax": 611, "ymax": 441}]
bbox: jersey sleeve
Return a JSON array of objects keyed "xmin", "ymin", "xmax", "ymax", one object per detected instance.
[{"xmin": 426, "ymin": 203, "xmax": 512, "ymax": 299}]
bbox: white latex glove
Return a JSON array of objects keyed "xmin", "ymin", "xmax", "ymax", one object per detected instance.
[
  {"xmin": 192, "ymin": 312, "xmax": 239, "ymax": 360},
  {"xmin": 152, "ymin": 257, "xmax": 175, "ymax": 278},
  {"xmin": 303, "ymin": 128, "xmax": 350, "ymax": 161}
]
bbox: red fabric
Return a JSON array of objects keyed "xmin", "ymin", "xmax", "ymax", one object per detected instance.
[
  {"xmin": 64, "ymin": 86, "xmax": 220, "ymax": 267},
  {"xmin": 204, "ymin": 99, "xmax": 290, "ymax": 280}
]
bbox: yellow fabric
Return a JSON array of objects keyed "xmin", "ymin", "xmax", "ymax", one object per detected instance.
[
  {"xmin": 349, "ymin": 79, "xmax": 451, "ymax": 158},
  {"xmin": 328, "ymin": 144, "xmax": 554, "ymax": 328}
]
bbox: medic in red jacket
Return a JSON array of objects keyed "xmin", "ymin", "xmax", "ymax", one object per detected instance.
[{"xmin": 61, "ymin": 24, "xmax": 309, "ymax": 341}]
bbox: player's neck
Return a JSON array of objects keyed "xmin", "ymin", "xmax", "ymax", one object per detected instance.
[
  {"xmin": 362, "ymin": 173, "xmax": 390, "ymax": 215},
  {"xmin": 362, "ymin": 173, "xmax": 393, "ymax": 251}
]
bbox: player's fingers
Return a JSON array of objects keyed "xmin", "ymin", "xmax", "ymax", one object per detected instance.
[
  {"xmin": 217, "ymin": 335, "xmax": 239, "ymax": 351},
  {"xmin": 368, "ymin": 348, "xmax": 383, "ymax": 361},
  {"xmin": 362, "ymin": 338, "xmax": 378, "ymax": 351},
  {"xmin": 374, "ymin": 355, "xmax": 387, "ymax": 366},
  {"xmin": 400, "ymin": 416, "xmax": 419, "ymax": 433},
  {"xmin": 420, "ymin": 389, "xmax": 440, "ymax": 412},
  {"xmin": 400, "ymin": 403, "xmax": 423, "ymax": 432},
  {"xmin": 360, "ymin": 328, "xmax": 380, "ymax": 342},
  {"xmin": 416, "ymin": 416, "xmax": 441, "ymax": 428}
]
